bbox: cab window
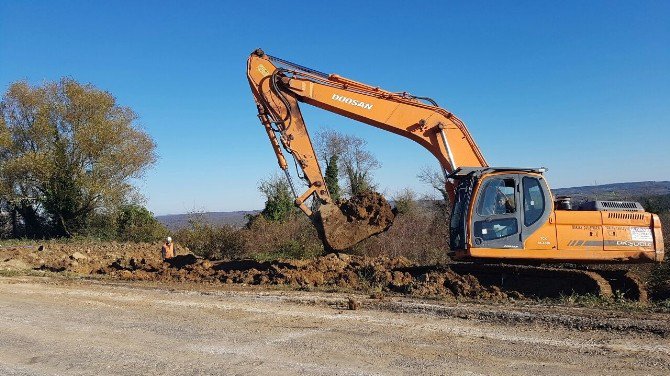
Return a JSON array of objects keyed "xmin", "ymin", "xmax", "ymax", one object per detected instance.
[
  {"xmin": 522, "ymin": 177, "xmax": 545, "ymax": 226},
  {"xmin": 476, "ymin": 178, "xmax": 516, "ymax": 216},
  {"xmin": 473, "ymin": 217, "xmax": 519, "ymax": 241}
]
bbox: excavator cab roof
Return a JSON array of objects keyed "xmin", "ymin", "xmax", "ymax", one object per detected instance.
[{"xmin": 447, "ymin": 167, "xmax": 548, "ymax": 180}]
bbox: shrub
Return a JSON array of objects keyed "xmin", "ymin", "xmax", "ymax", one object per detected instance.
[
  {"xmin": 392, "ymin": 188, "xmax": 418, "ymax": 215},
  {"xmin": 174, "ymin": 213, "xmax": 246, "ymax": 260},
  {"xmin": 173, "ymin": 209, "xmax": 324, "ymax": 261},
  {"xmin": 353, "ymin": 200, "xmax": 450, "ymax": 264},
  {"xmin": 116, "ymin": 204, "xmax": 168, "ymax": 242},
  {"xmin": 244, "ymin": 215, "xmax": 323, "ymax": 260}
]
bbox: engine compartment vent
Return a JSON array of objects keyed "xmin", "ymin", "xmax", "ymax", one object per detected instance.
[
  {"xmin": 579, "ymin": 200, "xmax": 644, "ymax": 212},
  {"xmin": 607, "ymin": 212, "xmax": 645, "ymax": 220}
]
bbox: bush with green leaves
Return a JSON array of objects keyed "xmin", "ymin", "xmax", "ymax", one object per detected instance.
[
  {"xmin": 116, "ymin": 204, "xmax": 168, "ymax": 242},
  {"xmin": 258, "ymin": 173, "xmax": 296, "ymax": 222}
]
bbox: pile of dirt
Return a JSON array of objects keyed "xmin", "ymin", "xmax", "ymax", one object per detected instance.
[
  {"xmin": 4, "ymin": 241, "xmax": 668, "ymax": 302},
  {"xmin": 96, "ymin": 253, "xmax": 507, "ymax": 300},
  {"xmin": 0, "ymin": 241, "xmax": 171, "ymax": 275},
  {"xmin": 317, "ymin": 191, "xmax": 395, "ymax": 251},
  {"xmin": 648, "ymin": 263, "xmax": 670, "ymax": 301},
  {"xmin": 0, "ymin": 243, "xmax": 507, "ymax": 300}
]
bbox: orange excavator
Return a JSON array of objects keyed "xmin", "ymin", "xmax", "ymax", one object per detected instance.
[{"xmin": 247, "ymin": 49, "xmax": 664, "ymax": 299}]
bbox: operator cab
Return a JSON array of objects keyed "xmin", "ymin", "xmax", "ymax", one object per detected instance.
[{"xmin": 449, "ymin": 167, "xmax": 552, "ymax": 253}]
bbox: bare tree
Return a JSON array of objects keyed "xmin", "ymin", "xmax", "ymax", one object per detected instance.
[
  {"xmin": 315, "ymin": 129, "xmax": 347, "ymax": 167},
  {"xmin": 315, "ymin": 129, "xmax": 380, "ymax": 196},
  {"xmin": 417, "ymin": 166, "xmax": 449, "ymax": 203}
]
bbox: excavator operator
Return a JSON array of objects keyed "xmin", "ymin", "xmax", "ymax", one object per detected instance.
[{"xmin": 495, "ymin": 191, "xmax": 515, "ymax": 214}]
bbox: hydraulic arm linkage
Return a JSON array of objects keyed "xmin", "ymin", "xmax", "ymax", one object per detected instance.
[{"xmin": 247, "ymin": 48, "xmax": 487, "ymax": 214}]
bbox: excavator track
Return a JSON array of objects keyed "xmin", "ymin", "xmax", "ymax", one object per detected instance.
[
  {"xmin": 575, "ymin": 267, "xmax": 648, "ymax": 302},
  {"xmin": 440, "ymin": 263, "xmax": 647, "ymax": 302}
]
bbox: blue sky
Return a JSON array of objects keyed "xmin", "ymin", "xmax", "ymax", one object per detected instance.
[{"xmin": 1, "ymin": 1, "xmax": 668, "ymax": 215}]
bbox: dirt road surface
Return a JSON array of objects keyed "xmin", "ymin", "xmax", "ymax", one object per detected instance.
[{"xmin": 1, "ymin": 276, "xmax": 669, "ymax": 375}]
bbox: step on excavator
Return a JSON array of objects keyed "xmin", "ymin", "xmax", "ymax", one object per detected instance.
[{"xmin": 247, "ymin": 49, "xmax": 664, "ymax": 301}]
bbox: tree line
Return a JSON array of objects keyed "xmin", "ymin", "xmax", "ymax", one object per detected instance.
[{"xmin": 0, "ymin": 77, "xmax": 452, "ymax": 261}]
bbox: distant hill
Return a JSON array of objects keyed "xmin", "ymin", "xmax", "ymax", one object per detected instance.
[
  {"xmin": 552, "ymin": 181, "xmax": 670, "ymax": 200},
  {"xmin": 157, "ymin": 211, "xmax": 260, "ymax": 230},
  {"xmin": 158, "ymin": 181, "xmax": 670, "ymax": 230}
]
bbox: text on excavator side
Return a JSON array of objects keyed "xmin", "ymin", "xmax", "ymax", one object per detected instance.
[{"xmin": 331, "ymin": 94, "xmax": 373, "ymax": 110}]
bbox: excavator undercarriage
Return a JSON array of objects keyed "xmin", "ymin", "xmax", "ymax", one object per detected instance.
[{"xmin": 447, "ymin": 263, "xmax": 648, "ymax": 302}]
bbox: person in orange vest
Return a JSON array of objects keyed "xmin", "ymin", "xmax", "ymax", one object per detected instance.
[{"xmin": 161, "ymin": 237, "xmax": 175, "ymax": 260}]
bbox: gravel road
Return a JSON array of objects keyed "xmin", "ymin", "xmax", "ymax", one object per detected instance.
[{"xmin": 1, "ymin": 276, "xmax": 669, "ymax": 375}]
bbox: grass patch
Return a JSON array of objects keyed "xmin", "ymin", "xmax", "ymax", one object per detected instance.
[
  {"xmin": 550, "ymin": 291, "xmax": 670, "ymax": 313},
  {"xmin": 0, "ymin": 268, "xmax": 108, "ymax": 281},
  {"xmin": 0, "ymin": 269, "xmax": 27, "ymax": 277}
]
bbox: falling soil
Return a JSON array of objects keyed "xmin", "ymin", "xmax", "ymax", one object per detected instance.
[{"xmin": 317, "ymin": 191, "xmax": 395, "ymax": 251}]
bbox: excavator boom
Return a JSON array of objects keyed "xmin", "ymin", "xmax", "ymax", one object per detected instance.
[
  {"xmin": 248, "ymin": 49, "xmax": 492, "ymax": 250},
  {"xmin": 248, "ymin": 49, "xmax": 479, "ymax": 250},
  {"xmin": 247, "ymin": 49, "xmax": 486, "ymax": 204}
]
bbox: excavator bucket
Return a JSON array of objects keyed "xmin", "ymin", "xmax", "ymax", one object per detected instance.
[{"xmin": 314, "ymin": 191, "xmax": 395, "ymax": 251}]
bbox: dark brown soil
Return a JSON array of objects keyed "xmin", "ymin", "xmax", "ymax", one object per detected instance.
[
  {"xmin": 0, "ymin": 243, "xmax": 504, "ymax": 300},
  {"xmin": 1, "ymin": 241, "xmax": 667, "ymax": 302},
  {"xmin": 101, "ymin": 253, "xmax": 508, "ymax": 300},
  {"xmin": 317, "ymin": 191, "xmax": 395, "ymax": 251}
]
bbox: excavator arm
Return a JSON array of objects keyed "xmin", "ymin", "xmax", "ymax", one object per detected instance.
[
  {"xmin": 248, "ymin": 49, "xmax": 491, "ymax": 250},
  {"xmin": 248, "ymin": 49, "xmax": 487, "ymax": 241}
]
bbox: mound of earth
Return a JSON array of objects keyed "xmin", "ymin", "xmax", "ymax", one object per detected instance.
[
  {"xmin": 648, "ymin": 263, "xmax": 670, "ymax": 301},
  {"xmin": 98, "ymin": 253, "xmax": 507, "ymax": 300},
  {"xmin": 0, "ymin": 243, "xmax": 507, "ymax": 300},
  {"xmin": 0, "ymin": 241, "xmax": 174, "ymax": 274},
  {"xmin": 317, "ymin": 191, "xmax": 395, "ymax": 251}
]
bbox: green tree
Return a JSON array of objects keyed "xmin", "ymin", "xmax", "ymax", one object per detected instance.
[
  {"xmin": 41, "ymin": 140, "xmax": 86, "ymax": 236},
  {"xmin": 258, "ymin": 173, "xmax": 295, "ymax": 222},
  {"xmin": 324, "ymin": 155, "xmax": 341, "ymax": 201},
  {"xmin": 116, "ymin": 204, "xmax": 168, "ymax": 242},
  {"xmin": 0, "ymin": 78, "xmax": 156, "ymax": 237}
]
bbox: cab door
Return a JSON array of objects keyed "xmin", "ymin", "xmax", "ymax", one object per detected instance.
[
  {"xmin": 519, "ymin": 175, "xmax": 554, "ymax": 245},
  {"xmin": 470, "ymin": 174, "xmax": 523, "ymax": 249}
]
